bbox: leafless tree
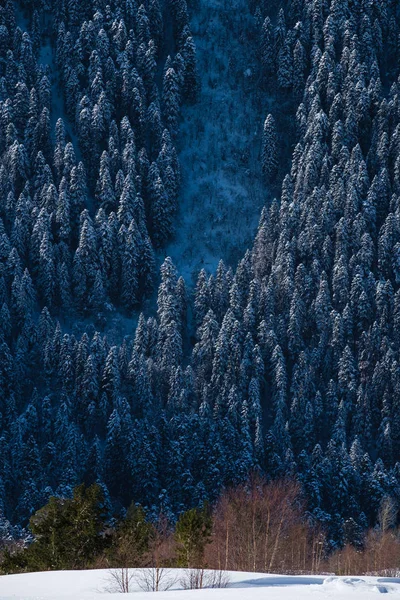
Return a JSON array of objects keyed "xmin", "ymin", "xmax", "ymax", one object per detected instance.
[
  {"xmin": 206, "ymin": 475, "xmax": 313, "ymax": 573},
  {"xmin": 135, "ymin": 567, "xmax": 176, "ymax": 592},
  {"xmin": 180, "ymin": 569, "xmax": 230, "ymax": 590},
  {"xmin": 206, "ymin": 569, "xmax": 231, "ymax": 588},
  {"xmin": 379, "ymin": 496, "xmax": 398, "ymax": 533},
  {"xmin": 180, "ymin": 568, "xmax": 206, "ymax": 589},
  {"xmin": 133, "ymin": 514, "xmax": 177, "ymax": 592},
  {"xmin": 106, "ymin": 568, "xmax": 135, "ymax": 593}
]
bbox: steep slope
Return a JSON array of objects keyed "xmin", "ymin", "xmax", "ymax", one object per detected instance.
[{"xmin": 165, "ymin": 0, "xmax": 267, "ymax": 282}]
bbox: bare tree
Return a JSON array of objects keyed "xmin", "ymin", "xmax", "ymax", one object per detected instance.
[
  {"xmin": 207, "ymin": 569, "xmax": 230, "ymax": 588},
  {"xmin": 106, "ymin": 568, "xmax": 135, "ymax": 593},
  {"xmin": 134, "ymin": 514, "xmax": 177, "ymax": 592},
  {"xmin": 325, "ymin": 516, "xmax": 400, "ymax": 577},
  {"xmin": 180, "ymin": 569, "xmax": 230, "ymax": 590},
  {"xmin": 135, "ymin": 567, "xmax": 176, "ymax": 592},
  {"xmin": 379, "ymin": 496, "xmax": 398, "ymax": 533},
  {"xmin": 180, "ymin": 568, "xmax": 206, "ymax": 589},
  {"xmin": 207, "ymin": 475, "xmax": 311, "ymax": 573}
]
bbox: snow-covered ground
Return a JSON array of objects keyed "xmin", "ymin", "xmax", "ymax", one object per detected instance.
[
  {"xmin": 1, "ymin": 569, "xmax": 400, "ymax": 599},
  {"xmin": 165, "ymin": 0, "xmax": 268, "ymax": 283}
]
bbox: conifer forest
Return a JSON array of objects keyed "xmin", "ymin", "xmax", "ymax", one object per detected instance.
[{"xmin": 1, "ymin": 0, "xmax": 400, "ymax": 553}]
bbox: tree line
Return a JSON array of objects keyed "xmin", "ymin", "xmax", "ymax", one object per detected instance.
[{"xmin": 2, "ymin": 476, "xmax": 400, "ymax": 578}]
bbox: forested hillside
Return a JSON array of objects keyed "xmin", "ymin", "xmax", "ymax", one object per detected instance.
[{"xmin": 1, "ymin": 0, "xmax": 400, "ymax": 551}]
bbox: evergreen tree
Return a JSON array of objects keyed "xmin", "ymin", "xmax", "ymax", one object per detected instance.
[
  {"xmin": 175, "ymin": 504, "xmax": 212, "ymax": 568},
  {"xmin": 27, "ymin": 484, "xmax": 108, "ymax": 570},
  {"xmin": 262, "ymin": 114, "xmax": 277, "ymax": 182}
]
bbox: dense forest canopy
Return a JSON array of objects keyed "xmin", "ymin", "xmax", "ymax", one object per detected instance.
[{"xmin": 1, "ymin": 0, "xmax": 400, "ymax": 551}]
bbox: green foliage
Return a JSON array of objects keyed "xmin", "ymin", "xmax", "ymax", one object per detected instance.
[
  {"xmin": 8, "ymin": 484, "xmax": 109, "ymax": 572},
  {"xmin": 0, "ymin": 548, "xmax": 29, "ymax": 575},
  {"xmin": 175, "ymin": 504, "xmax": 212, "ymax": 568},
  {"xmin": 108, "ymin": 503, "xmax": 154, "ymax": 567},
  {"xmin": 28, "ymin": 495, "xmax": 69, "ymax": 570}
]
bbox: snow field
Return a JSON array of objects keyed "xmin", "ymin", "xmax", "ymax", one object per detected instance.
[{"xmin": 1, "ymin": 570, "xmax": 400, "ymax": 600}]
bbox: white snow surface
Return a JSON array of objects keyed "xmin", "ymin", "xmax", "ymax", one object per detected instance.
[
  {"xmin": 164, "ymin": 0, "xmax": 268, "ymax": 283},
  {"xmin": 1, "ymin": 569, "xmax": 400, "ymax": 600}
]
